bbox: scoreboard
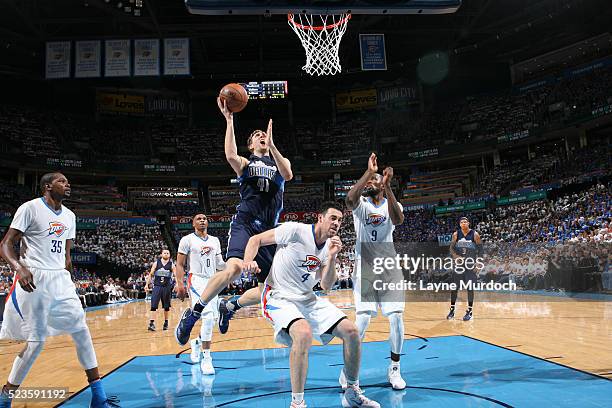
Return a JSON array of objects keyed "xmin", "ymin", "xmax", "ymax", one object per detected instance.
[{"xmin": 242, "ymin": 81, "xmax": 288, "ymax": 99}]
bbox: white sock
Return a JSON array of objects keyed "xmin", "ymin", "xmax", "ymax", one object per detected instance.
[
  {"xmin": 291, "ymin": 392, "xmax": 304, "ymax": 403},
  {"xmin": 202, "ymin": 349, "xmax": 211, "ymax": 359}
]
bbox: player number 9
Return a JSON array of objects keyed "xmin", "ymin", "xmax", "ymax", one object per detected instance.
[{"xmin": 371, "ymin": 230, "xmax": 377, "ymax": 241}]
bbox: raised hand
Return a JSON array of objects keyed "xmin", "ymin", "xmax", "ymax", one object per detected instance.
[
  {"xmin": 328, "ymin": 236, "xmax": 343, "ymax": 257},
  {"xmin": 382, "ymin": 166, "xmax": 394, "ymax": 187},
  {"xmin": 267, "ymin": 119, "xmax": 275, "ymax": 148},
  {"xmin": 368, "ymin": 153, "xmax": 378, "ymax": 174},
  {"xmin": 217, "ymin": 97, "xmax": 233, "ymax": 121}
]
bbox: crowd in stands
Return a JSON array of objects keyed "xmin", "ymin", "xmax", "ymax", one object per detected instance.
[
  {"xmin": 75, "ymin": 224, "xmax": 165, "ymax": 272},
  {"xmin": 134, "ymin": 200, "xmax": 202, "ymax": 217}
]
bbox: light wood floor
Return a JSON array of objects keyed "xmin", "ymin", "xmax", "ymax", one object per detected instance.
[{"xmin": 1, "ymin": 290, "xmax": 610, "ymax": 407}]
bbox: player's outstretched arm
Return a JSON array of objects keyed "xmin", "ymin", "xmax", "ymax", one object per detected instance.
[
  {"xmin": 242, "ymin": 228, "xmax": 278, "ymax": 273},
  {"xmin": 0, "ymin": 228, "xmax": 35, "ymax": 292},
  {"xmin": 382, "ymin": 166, "xmax": 405, "ymax": 226},
  {"xmin": 346, "ymin": 152, "xmax": 378, "ymax": 210},
  {"xmin": 319, "ymin": 236, "xmax": 342, "ymax": 290},
  {"xmin": 174, "ymin": 253, "xmax": 187, "ymax": 300},
  {"xmin": 219, "ymin": 97, "xmax": 249, "ymax": 176},
  {"xmin": 267, "ymin": 119, "xmax": 293, "ymax": 181}
]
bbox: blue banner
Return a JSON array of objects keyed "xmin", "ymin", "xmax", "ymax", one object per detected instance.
[
  {"xmin": 71, "ymin": 252, "xmax": 97, "ymax": 265},
  {"xmin": 360, "ymin": 34, "xmax": 386, "ymax": 71}
]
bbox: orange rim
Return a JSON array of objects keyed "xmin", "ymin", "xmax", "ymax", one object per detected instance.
[{"xmin": 288, "ymin": 13, "xmax": 351, "ymax": 31}]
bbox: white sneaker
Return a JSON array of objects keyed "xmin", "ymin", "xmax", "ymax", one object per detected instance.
[
  {"xmin": 200, "ymin": 356, "xmax": 215, "ymax": 375},
  {"xmin": 342, "ymin": 385, "xmax": 380, "ymax": 408},
  {"xmin": 339, "ymin": 368, "xmax": 348, "ymax": 390},
  {"xmin": 290, "ymin": 400, "xmax": 307, "ymax": 408},
  {"xmin": 190, "ymin": 339, "xmax": 201, "ymax": 363},
  {"xmin": 388, "ymin": 363, "xmax": 407, "ymax": 390}
]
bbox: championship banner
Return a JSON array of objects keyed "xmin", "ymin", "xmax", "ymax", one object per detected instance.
[
  {"xmin": 163, "ymin": 38, "xmax": 190, "ymax": 76},
  {"xmin": 75, "ymin": 41, "xmax": 101, "ymax": 78},
  {"xmin": 96, "ymin": 92, "xmax": 145, "ymax": 115},
  {"xmin": 335, "ymin": 89, "xmax": 377, "ymax": 111},
  {"xmin": 104, "ymin": 40, "xmax": 131, "ymax": 77},
  {"xmin": 134, "ymin": 39, "xmax": 160, "ymax": 76},
  {"xmin": 45, "ymin": 41, "xmax": 71, "ymax": 79},
  {"xmin": 71, "ymin": 252, "xmax": 97, "ymax": 265},
  {"xmin": 359, "ymin": 34, "xmax": 387, "ymax": 71}
]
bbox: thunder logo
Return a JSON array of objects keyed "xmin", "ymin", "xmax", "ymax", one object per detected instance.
[
  {"xmin": 48, "ymin": 222, "xmax": 67, "ymax": 237},
  {"xmin": 200, "ymin": 246, "xmax": 213, "ymax": 256},
  {"xmin": 300, "ymin": 255, "xmax": 322, "ymax": 272},
  {"xmin": 366, "ymin": 213, "xmax": 386, "ymax": 227}
]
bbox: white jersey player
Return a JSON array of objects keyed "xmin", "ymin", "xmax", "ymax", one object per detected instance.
[
  {"xmin": 343, "ymin": 153, "xmax": 407, "ymax": 391},
  {"xmin": 0, "ymin": 173, "xmax": 115, "ymax": 408},
  {"xmin": 242, "ymin": 202, "xmax": 380, "ymax": 408},
  {"xmin": 175, "ymin": 214, "xmax": 225, "ymax": 375}
]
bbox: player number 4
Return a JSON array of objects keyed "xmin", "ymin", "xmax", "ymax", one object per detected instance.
[{"xmin": 301, "ymin": 273, "xmax": 309, "ymax": 283}]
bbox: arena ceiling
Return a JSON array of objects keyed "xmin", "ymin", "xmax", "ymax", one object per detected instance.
[{"xmin": 0, "ymin": 0, "xmax": 610, "ymax": 80}]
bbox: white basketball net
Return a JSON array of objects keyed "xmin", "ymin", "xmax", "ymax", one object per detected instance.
[{"xmin": 288, "ymin": 13, "xmax": 351, "ymax": 76}]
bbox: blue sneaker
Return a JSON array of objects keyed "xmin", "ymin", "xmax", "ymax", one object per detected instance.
[
  {"xmin": 175, "ymin": 308, "xmax": 200, "ymax": 346},
  {"xmin": 463, "ymin": 309, "xmax": 473, "ymax": 321},
  {"xmin": 0, "ymin": 392, "xmax": 11, "ymax": 408},
  {"xmin": 90, "ymin": 396, "xmax": 120, "ymax": 408},
  {"xmin": 218, "ymin": 299, "xmax": 236, "ymax": 335}
]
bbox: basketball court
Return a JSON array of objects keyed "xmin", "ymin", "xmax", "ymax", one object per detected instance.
[{"xmin": 1, "ymin": 290, "xmax": 610, "ymax": 407}]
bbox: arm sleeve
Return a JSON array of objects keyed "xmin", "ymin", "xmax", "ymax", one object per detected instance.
[
  {"xmin": 274, "ymin": 222, "xmax": 300, "ymax": 245},
  {"xmin": 10, "ymin": 202, "xmax": 32, "ymax": 233},
  {"xmin": 178, "ymin": 237, "xmax": 190, "ymax": 255}
]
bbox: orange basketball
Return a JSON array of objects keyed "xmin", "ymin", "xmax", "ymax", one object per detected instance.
[{"xmin": 219, "ymin": 83, "xmax": 249, "ymax": 113}]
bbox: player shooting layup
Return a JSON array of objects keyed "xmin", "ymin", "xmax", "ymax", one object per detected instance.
[
  {"xmin": 175, "ymin": 97, "xmax": 292, "ymax": 345},
  {"xmin": 0, "ymin": 173, "xmax": 116, "ymax": 408},
  {"xmin": 343, "ymin": 153, "xmax": 407, "ymax": 390}
]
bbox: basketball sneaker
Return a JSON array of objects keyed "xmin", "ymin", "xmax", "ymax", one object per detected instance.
[
  {"xmin": 387, "ymin": 363, "xmax": 406, "ymax": 390},
  {"xmin": 175, "ymin": 308, "xmax": 199, "ymax": 346},
  {"xmin": 446, "ymin": 307, "xmax": 455, "ymax": 320},
  {"xmin": 163, "ymin": 320, "xmax": 168, "ymax": 331},
  {"xmin": 290, "ymin": 400, "xmax": 307, "ymax": 408},
  {"xmin": 190, "ymin": 339, "xmax": 201, "ymax": 363},
  {"xmin": 147, "ymin": 321, "xmax": 155, "ymax": 331},
  {"xmin": 342, "ymin": 385, "xmax": 380, "ymax": 408},
  {"xmin": 217, "ymin": 298, "xmax": 236, "ymax": 334},
  {"xmin": 90, "ymin": 397, "xmax": 120, "ymax": 408},
  {"xmin": 463, "ymin": 309, "xmax": 473, "ymax": 321},
  {"xmin": 200, "ymin": 355, "xmax": 215, "ymax": 375}
]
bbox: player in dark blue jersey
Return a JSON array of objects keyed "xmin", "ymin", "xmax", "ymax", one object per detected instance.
[
  {"xmin": 175, "ymin": 97, "xmax": 292, "ymax": 345},
  {"xmin": 447, "ymin": 217, "xmax": 483, "ymax": 321},
  {"xmin": 147, "ymin": 249, "xmax": 175, "ymax": 331}
]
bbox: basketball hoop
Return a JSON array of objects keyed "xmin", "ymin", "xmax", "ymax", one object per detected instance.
[{"xmin": 288, "ymin": 13, "xmax": 351, "ymax": 76}]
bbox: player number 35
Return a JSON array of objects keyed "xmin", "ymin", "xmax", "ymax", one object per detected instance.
[{"xmin": 51, "ymin": 239, "xmax": 63, "ymax": 253}]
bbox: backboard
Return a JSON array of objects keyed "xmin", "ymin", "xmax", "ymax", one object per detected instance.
[{"xmin": 185, "ymin": 0, "xmax": 462, "ymax": 15}]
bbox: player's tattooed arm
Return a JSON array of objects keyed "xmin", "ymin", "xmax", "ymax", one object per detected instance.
[
  {"xmin": 219, "ymin": 97, "xmax": 249, "ymax": 176},
  {"xmin": 0, "ymin": 228, "xmax": 36, "ymax": 292},
  {"xmin": 267, "ymin": 119, "xmax": 293, "ymax": 181},
  {"xmin": 319, "ymin": 236, "xmax": 343, "ymax": 290},
  {"xmin": 346, "ymin": 152, "xmax": 378, "ymax": 210},
  {"xmin": 174, "ymin": 252, "xmax": 188, "ymax": 300},
  {"xmin": 382, "ymin": 167, "xmax": 405, "ymax": 226},
  {"xmin": 65, "ymin": 239, "xmax": 73, "ymax": 273}
]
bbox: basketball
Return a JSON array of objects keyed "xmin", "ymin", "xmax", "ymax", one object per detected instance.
[{"xmin": 219, "ymin": 83, "xmax": 249, "ymax": 113}]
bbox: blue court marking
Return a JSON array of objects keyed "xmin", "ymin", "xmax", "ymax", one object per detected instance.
[{"xmin": 57, "ymin": 335, "xmax": 611, "ymax": 408}]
